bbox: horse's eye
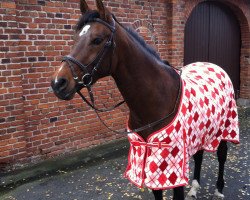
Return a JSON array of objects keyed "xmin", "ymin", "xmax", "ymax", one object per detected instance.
[{"xmin": 92, "ymin": 38, "xmax": 103, "ymax": 45}]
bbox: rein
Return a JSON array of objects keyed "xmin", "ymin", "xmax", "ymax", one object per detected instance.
[
  {"xmin": 78, "ymin": 70, "xmax": 182, "ymax": 135},
  {"xmin": 62, "ymin": 16, "xmax": 182, "ymax": 134}
]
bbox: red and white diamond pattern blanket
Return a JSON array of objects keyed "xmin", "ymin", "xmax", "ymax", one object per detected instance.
[{"xmin": 125, "ymin": 62, "xmax": 239, "ymax": 189}]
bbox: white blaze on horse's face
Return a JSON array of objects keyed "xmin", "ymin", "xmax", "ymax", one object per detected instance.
[
  {"xmin": 79, "ymin": 25, "xmax": 91, "ymax": 36},
  {"xmin": 55, "ymin": 65, "xmax": 64, "ymax": 83}
]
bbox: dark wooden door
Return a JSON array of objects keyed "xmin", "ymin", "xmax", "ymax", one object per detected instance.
[{"xmin": 184, "ymin": 1, "xmax": 241, "ymax": 97}]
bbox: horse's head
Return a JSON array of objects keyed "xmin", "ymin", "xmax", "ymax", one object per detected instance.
[{"xmin": 51, "ymin": 0, "xmax": 116, "ymax": 100}]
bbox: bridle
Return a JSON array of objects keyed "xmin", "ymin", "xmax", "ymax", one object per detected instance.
[
  {"xmin": 62, "ymin": 17, "xmax": 124, "ymax": 113},
  {"xmin": 61, "ymin": 16, "xmax": 182, "ymax": 134},
  {"xmin": 62, "ymin": 18, "xmax": 116, "ymax": 89}
]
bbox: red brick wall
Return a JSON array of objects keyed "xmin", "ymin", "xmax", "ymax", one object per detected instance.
[
  {"xmin": 0, "ymin": 0, "xmax": 27, "ymax": 169},
  {"xmin": 0, "ymin": 0, "xmax": 249, "ymax": 170}
]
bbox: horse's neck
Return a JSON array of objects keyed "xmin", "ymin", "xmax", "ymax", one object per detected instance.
[{"xmin": 112, "ymin": 28, "xmax": 180, "ymax": 140}]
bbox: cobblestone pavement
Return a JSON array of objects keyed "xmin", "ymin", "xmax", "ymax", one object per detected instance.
[{"xmin": 0, "ymin": 108, "xmax": 249, "ymax": 200}]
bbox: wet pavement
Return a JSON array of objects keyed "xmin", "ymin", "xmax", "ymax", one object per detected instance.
[{"xmin": 0, "ymin": 108, "xmax": 249, "ymax": 200}]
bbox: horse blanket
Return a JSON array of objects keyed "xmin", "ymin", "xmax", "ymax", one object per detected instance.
[{"xmin": 125, "ymin": 62, "xmax": 239, "ymax": 189}]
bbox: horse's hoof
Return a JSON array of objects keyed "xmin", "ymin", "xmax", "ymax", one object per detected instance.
[
  {"xmin": 212, "ymin": 196, "xmax": 224, "ymax": 200},
  {"xmin": 212, "ymin": 189, "xmax": 225, "ymax": 200},
  {"xmin": 185, "ymin": 196, "xmax": 197, "ymax": 200},
  {"xmin": 185, "ymin": 180, "xmax": 199, "ymax": 199}
]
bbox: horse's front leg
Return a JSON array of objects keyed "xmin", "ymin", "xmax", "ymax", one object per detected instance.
[
  {"xmin": 173, "ymin": 186, "xmax": 185, "ymax": 200},
  {"xmin": 152, "ymin": 189, "xmax": 163, "ymax": 200}
]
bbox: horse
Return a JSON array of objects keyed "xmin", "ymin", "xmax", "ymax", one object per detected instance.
[{"xmin": 50, "ymin": 1, "xmax": 239, "ymax": 199}]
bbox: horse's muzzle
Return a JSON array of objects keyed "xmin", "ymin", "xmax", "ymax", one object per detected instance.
[{"xmin": 51, "ymin": 78, "xmax": 75, "ymax": 100}]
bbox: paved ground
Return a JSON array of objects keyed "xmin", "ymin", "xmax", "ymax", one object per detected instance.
[{"xmin": 0, "ymin": 108, "xmax": 249, "ymax": 200}]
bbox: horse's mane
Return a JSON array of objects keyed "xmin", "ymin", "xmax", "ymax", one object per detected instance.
[
  {"xmin": 124, "ymin": 26, "xmax": 162, "ymax": 61},
  {"xmin": 76, "ymin": 11, "xmax": 169, "ymax": 65}
]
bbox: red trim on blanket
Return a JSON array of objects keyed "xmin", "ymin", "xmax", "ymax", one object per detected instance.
[{"xmin": 125, "ymin": 174, "xmax": 188, "ymax": 190}]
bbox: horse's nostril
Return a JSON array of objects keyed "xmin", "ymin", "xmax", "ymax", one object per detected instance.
[{"xmin": 53, "ymin": 77, "xmax": 69, "ymax": 92}]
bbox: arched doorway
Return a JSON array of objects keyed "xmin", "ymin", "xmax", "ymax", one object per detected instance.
[{"xmin": 184, "ymin": 1, "xmax": 241, "ymax": 98}]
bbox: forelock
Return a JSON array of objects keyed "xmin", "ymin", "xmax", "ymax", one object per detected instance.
[{"xmin": 76, "ymin": 10, "xmax": 100, "ymax": 31}]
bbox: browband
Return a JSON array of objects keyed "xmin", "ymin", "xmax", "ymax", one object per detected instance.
[{"xmin": 89, "ymin": 17, "xmax": 116, "ymax": 33}]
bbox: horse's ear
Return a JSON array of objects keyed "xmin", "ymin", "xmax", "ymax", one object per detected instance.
[
  {"xmin": 80, "ymin": 0, "xmax": 89, "ymax": 14},
  {"xmin": 95, "ymin": 0, "xmax": 108, "ymax": 20}
]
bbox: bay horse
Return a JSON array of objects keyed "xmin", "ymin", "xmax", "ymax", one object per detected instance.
[{"xmin": 51, "ymin": 0, "xmax": 239, "ymax": 199}]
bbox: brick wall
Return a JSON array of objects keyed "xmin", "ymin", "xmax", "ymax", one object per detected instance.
[
  {"xmin": 0, "ymin": 0, "xmax": 249, "ymax": 170},
  {"xmin": 0, "ymin": 0, "xmax": 27, "ymax": 169}
]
